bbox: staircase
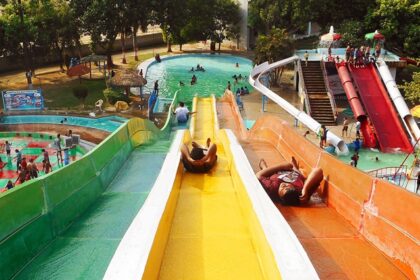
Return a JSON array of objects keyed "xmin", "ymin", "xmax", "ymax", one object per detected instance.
[{"xmin": 301, "ymin": 61, "xmax": 336, "ymax": 126}]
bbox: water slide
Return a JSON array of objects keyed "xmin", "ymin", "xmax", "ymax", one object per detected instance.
[
  {"xmin": 376, "ymin": 59, "xmax": 420, "ymax": 143},
  {"xmin": 105, "ymin": 96, "xmax": 318, "ymax": 279},
  {"xmin": 249, "ymin": 56, "xmax": 349, "ymax": 155},
  {"xmin": 0, "ymin": 114, "xmax": 176, "ymax": 280},
  {"xmin": 348, "ymin": 63, "xmax": 412, "ymax": 153},
  {"xmin": 216, "ymin": 92, "xmax": 420, "ymax": 279},
  {"xmin": 336, "ymin": 62, "xmax": 377, "ymax": 148}
]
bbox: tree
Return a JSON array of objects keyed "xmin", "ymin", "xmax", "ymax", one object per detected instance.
[
  {"xmin": 124, "ymin": 0, "xmax": 151, "ymax": 61},
  {"xmin": 367, "ymin": 0, "xmax": 420, "ymax": 56},
  {"xmin": 399, "ymin": 72, "xmax": 420, "ymax": 105},
  {"xmin": 212, "ymin": 0, "xmax": 241, "ymax": 50},
  {"xmin": 78, "ymin": 0, "xmax": 123, "ymax": 67},
  {"xmin": 338, "ymin": 20, "xmax": 365, "ymax": 47},
  {"xmin": 151, "ymin": 0, "xmax": 189, "ymax": 52},
  {"xmin": 254, "ymin": 28, "xmax": 294, "ymax": 85}
]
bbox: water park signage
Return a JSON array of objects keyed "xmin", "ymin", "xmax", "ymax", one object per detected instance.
[{"xmin": 2, "ymin": 89, "xmax": 44, "ymax": 111}]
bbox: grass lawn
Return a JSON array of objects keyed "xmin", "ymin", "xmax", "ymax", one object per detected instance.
[{"xmin": 42, "ymin": 78, "xmax": 106, "ymax": 110}]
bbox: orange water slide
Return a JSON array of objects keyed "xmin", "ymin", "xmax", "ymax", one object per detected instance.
[{"xmin": 217, "ymin": 93, "xmax": 420, "ymax": 279}]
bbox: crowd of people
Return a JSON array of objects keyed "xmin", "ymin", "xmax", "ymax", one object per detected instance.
[{"xmin": 1, "ymin": 130, "xmax": 78, "ymax": 192}]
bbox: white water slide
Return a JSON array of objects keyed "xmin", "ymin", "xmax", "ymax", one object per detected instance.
[
  {"xmin": 376, "ymin": 59, "xmax": 420, "ymax": 144},
  {"xmin": 249, "ymin": 56, "xmax": 349, "ymax": 154}
]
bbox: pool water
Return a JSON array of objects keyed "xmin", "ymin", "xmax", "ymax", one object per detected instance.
[
  {"xmin": 145, "ymin": 54, "xmax": 253, "ymax": 107},
  {"xmin": 337, "ymin": 147, "xmax": 414, "ymax": 171},
  {"xmin": 0, "ymin": 136, "xmax": 86, "ymax": 189},
  {"xmin": 0, "ymin": 115, "xmax": 127, "ymax": 132}
]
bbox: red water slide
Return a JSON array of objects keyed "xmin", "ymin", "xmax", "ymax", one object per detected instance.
[
  {"xmin": 336, "ymin": 62, "xmax": 377, "ymax": 148},
  {"xmin": 348, "ymin": 63, "xmax": 412, "ymax": 153}
]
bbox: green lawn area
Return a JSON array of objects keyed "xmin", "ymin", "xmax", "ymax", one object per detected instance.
[{"xmin": 42, "ymin": 78, "xmax": 106, "ymax": 110}]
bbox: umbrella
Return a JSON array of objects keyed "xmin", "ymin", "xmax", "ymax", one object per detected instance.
[
  {"xmin": 110, "ymin": 69, "xmax": 147, "ymax": 96},
  {"xmin": 411, "ymin": 105, "xmax": 420, "ymax": 118},
  {"xmin": 80, "ymin": 54, "xmax": 107, "ymax": 78},
  {"xmin": 79, "ymin": 54, "xmax": 107, "ymax": 63},
  {"xmin": 320, "ymin": 26, "xmax": 342, "ymax": 41},
  {"xmin": 365, "ymin": 30, "xmax": 385, "ymax": 41}
]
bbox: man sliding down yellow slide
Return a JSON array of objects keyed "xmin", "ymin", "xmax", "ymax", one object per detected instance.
[{"xmin": 180, "ymin": 138, "xmax": 217, "ymax": 173}]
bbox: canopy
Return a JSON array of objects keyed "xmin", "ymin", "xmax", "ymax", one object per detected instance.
[
  {"xmin": 411, "ymin": 105, "xmax": 420, "ymax": 118},
  {"xmin": 110, "ymin": 69, "xmax": 147, "ymax": 87},
  {"xmin": 365, "ymin": 30, "xmax": 385, "ymax": 41},
  {"xmin": 320, "ymin": 26, "xmax": 342, "ymax": 41},
  {"xmin": 67, "ymin": 64, "xmax": 90, "ymax": 77},
  {"xmin": 79, "ymin": 54, "xmax": 107, "ymax": 63}
]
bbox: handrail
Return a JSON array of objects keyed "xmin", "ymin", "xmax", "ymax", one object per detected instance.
[
  {"xmin": 250, "ymin": 56, "xmax": 349, "ymax": 154},
  {"xmin": 393, "ymin": 137, "xmax": 420, "ymax": 180},
  {"xmin": 368, "ymin": 165, "xmax": 408, "ymax": 186},
  {"xmin": 320, "ymin": 60, "xmax": 338, "ymax": 122},
  {"xmin": 296, "ymin": 59, "xmax": 311, "ymax": 115}
]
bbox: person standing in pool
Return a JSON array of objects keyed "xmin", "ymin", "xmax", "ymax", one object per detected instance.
[
  {"xmin": 5, "ymin": 141, "xmax": 11, "ymax": 157},
  {"xmin": 54, "ymin": 134, "xmax": 63, "ymax": 162},
  {"xmin": 14, "ymin": 149, "xmax": 22, "ymax": 173}
]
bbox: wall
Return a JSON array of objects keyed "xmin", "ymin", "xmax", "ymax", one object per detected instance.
[
  {"xmin": 0, "ymin": 33, "xmax": 164, "ymax": 74},
  {"xmin": 0, "ymin": 117, "xmax": 163, "ymax": 280}
]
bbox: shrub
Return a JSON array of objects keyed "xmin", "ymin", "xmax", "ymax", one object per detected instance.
[
  {"xmin": 72, "ymin": 86, "xmax": 89, "ymax": 107},
  {"xmin": 103, "ymin": 88, "xmax": 130, "ymax": 105}
]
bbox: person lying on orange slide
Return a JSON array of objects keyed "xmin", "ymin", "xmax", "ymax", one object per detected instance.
[{"xmin": 256, "ymin": 157, "xmax": 323, "ymax": 205}]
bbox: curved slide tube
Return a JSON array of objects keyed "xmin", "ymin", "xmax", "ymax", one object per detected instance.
[
  {"xmin": 336, "ymin": 62, "xmax": 377, "ymax": 148},
  {"xmin": 376, "ymin": 60, "xmax": 420, "ymax": 143},
  {"xmin": 348, "ymin": 63, "xmax": 412, "ymax": 153},
  {"xmin": 249, "ymin": 56, "xmax": 349, "ymax": 155},
  {"xmin": 104, "ymin": 96, "xmax": 318, "ymax": 279}
]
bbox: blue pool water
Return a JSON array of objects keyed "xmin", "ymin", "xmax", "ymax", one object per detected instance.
[
  {"xmin": 0, "ymin": 115, "xmax": 127, "ymax": 132},
  {"xmin": 144, "ymin": 54, "xmax": 253, "ymax": 106}
]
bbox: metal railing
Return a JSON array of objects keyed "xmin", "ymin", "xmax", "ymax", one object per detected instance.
[
  {"xmin": 296, "ymin": 60, "xmax": 311, "ymax": 115},
  {"xmin": 320, "ymin": 60, "xmax": 338, "ymax": 123},
  {"xmin": 367, "ymin": 165, "xmax": 408, "ymax": 187}
]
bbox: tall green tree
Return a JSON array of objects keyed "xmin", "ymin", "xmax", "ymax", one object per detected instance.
[
  {"xmin": 254, "ymin": 28, "xmax": 294, "ymax": 85},
  {"xmin": 75, "ymin": 0, "xmax": 123, "ymax": 67},
  {"xmin": 367, "ymin": 0, "xmax": 420, "ymax": 56},
  {"xmin": 151, "ymin": 0, "xmax": 188, "ymax": 52},
  {"xmin": 399, "ymin": 72, "xmax": 420, "ymax": 105},
  {"xmin": 212, "ymin": 0, "xmax": 241, "ymax": 50},
  {"xmin": 124, "ymin": 0, "xmax": 152, "ymax": 61}
]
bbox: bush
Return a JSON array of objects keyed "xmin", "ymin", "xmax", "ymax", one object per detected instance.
[
  {"xmin": 72, "ymin": 86, "xmax": 89, "ymax": 107},
  {"xmin": 103, "ymin": 88, "xmax": 130, "ymax": 105}
]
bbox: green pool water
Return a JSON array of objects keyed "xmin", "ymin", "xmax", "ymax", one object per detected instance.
[
  {"xmin": 145, "ymin": 54, "xmax": 253, "ymax": 107},
  {"xmin": 337, "ymin": 147, "xmax": 414, "ymax": 171}
]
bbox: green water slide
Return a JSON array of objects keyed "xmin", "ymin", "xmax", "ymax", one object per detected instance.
[{"xmin": 0, "ymin": 114, "xmax": 177, "ymax": 280}]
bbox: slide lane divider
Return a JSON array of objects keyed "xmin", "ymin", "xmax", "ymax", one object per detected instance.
[
  {"xmin": 103, "ymin": 129, "xmax": 185, "ymax": 280},
  {"xmin": 225, "ymin": 129, "xmax": 319, "ymax": 280}
]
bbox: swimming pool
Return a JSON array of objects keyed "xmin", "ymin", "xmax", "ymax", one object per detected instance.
[
  {"xmin": 0, "ymin": 115, "xmax": 127, "ymax": 132},
  {"xmin": 144, "ymin": 54, "xmax": 253, "ymax": 105}
]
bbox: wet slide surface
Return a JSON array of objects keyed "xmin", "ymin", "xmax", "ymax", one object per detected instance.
[
  {"xmin": 349, "ymin": 64, "xmax": 411, "ymax": 152},
  {"xmin": 15, "ymin": 140, "xmax": 171, "ymax": 279},
  {"xmin": 159, "ymin": 98, "xmax": 270, "ymax": 279},
  {"xmin": 217, "ymin": 97, "xmax": 408, "ymax": 279}
]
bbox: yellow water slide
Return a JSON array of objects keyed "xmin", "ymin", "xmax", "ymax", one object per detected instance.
[
  {"xmin": 104, "ymin": 96, "xmax": 317, "ymax": 280},
  {"xmin": 147, "ymin": 96, "xmax": 280, "ymax": 279}
]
